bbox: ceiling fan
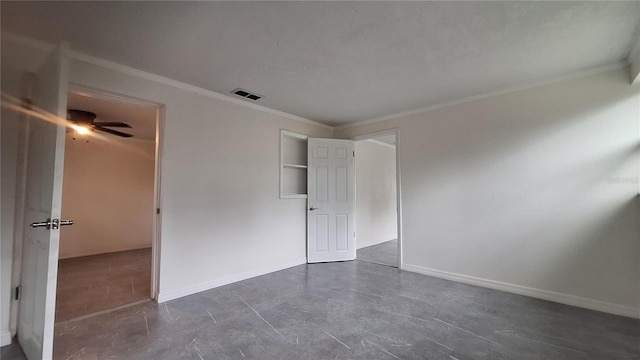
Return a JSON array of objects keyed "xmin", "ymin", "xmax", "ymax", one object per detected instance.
[{"xmin": 67, "ymin": 109, "xmax": 133, "ymax": 138}]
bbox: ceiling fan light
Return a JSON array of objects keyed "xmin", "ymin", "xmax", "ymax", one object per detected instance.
[{"xmin": 71, "ymin": 124, "xmax": 91, "ymax": 135}]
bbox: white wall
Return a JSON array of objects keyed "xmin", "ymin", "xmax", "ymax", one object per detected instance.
[
  {"xmin": 68, "ymin": 59, "xmax": 332, "ymax": 301},
  {"xmin": 337, "ymin": 67, "xmax": 640, "ymax": 318},
  {"xmin": 355, "ymin": 140, "xmax": 397, "ymax": 249},
  {"xmin": 59, "ymin": 136, "xmax": 155, "ymax": 259},
  {"xmin": 0, "ymin": 37, "xmax": 331, "ymax": 339}
]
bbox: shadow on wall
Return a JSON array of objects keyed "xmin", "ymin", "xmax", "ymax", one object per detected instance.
[
  {"xmin": 400, "ymin": 68, "xmax": 639, "ymax": 307},
  {"xmin": 545, "ymin": 194, "xmax": 639, "ymax": 301},
  {"xmin": 467, "ymin": 141, "xmax": 639, "ymax": 263},
  {"xmin": 404, "ymin": 72, "xmax": 639, "ymax": 188}
]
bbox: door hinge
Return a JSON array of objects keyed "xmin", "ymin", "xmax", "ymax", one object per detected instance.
[
  {"xmin": 156, "ymin": 208, "xmax": 160, "ymax": 215},
  {"xmin": 14, "ymin": 286, "xmax": 21, "ymax": 300},
  {"xmin": 353, "ymin": 151, "xmax": 355, "ymax": 157},
  {"xmin": 353, "ymin": 232, "xmax": 356, "ymax": 237}
]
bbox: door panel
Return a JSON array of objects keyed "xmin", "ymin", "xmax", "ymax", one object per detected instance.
[
  {"xmin": 18, "ymin": 43, "xmax": 69, "ymax": 360},
  {"xmin": 307, "ymin": 138, "xmax": 355, "ymax": 263},
  {"xmin": 315, "ymin": 215, "xmax": 329, "ymax": 252}
]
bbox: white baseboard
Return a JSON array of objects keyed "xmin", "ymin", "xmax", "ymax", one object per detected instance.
[
  {"xmin": 402, "ymin": 263, "xmax": 640, "ymax": 319},
  {"xmin": 1, "ymin": 331, "xmax": 12, "ymax": 346},
  {"xmin": 157, "ymin": 257, "xmax": 307, "ymax": 303}
]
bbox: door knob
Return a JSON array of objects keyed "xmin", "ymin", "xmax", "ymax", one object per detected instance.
[
  {"xmin": 30, "ymin": 218, "xmax": 74, "ymax": 230},
  {"xmin": 309, "ymin": 207, "xmax": 319, "ymax": 211}
]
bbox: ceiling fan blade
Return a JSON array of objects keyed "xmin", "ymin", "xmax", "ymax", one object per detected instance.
[
  {"xmin": 95, "ymin": 126, "xmax": 133, "ymax": 138},
  {"xmin": 93, "ymin": 121, "xmax": 132, "ymax": 128}
]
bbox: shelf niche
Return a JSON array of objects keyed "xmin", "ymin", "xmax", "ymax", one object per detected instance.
[{"xmin": 280, "ymin": 130, "xmax": 308, "ymax": 199}]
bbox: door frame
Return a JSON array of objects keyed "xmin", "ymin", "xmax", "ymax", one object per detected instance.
[
  {"xmin": 352, "ymin": 129, "xmax": 403, "ymax": 269},
  {"xmin": 65, "ymin": 83, "xmax": 165, "ymax": 300}
]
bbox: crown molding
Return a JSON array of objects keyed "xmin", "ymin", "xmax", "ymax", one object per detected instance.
[
  {"xmin": 335, "ymin": 61, "xmax": 629, "ymax": 131},
  {"xmin": 1, "ymin": 32, "xmax": 54, "ymax": 51},
  {"xmin": 69, "ymin": 51, "xmax": 332, "ymax": 130},
  {"xmin": 1, "ymin": 31, "xmax": 331, "ymax": 130},
  {"xmin": 365, "ymin": 138, "xmax": 396, "ymax": 149},
  {"xmin": 3, "ymin": 31, "xmax": 629, "ymax": 133}
]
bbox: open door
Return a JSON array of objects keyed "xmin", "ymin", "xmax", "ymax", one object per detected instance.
[
  {"xmin": 307, "ymin": 138, "xmax": 355, "ymax": 263},
  {"xmin": 17, "ymin": 43, "xmax": 70, "ymax": 360}
]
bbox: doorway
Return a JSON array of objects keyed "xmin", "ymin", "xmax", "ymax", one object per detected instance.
[
  {"xmin": 354, "ymin": 131, "xmax": 400, "ymax": 268},
  {"xmin": 54, "ymin": 90, "xmax": 160, "ymax": 322}
]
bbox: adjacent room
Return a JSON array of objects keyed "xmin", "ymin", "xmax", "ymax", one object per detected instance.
[
  {"xmin": 1, "ymin": 2, "xmax": 639, "ymax": 360},
  {"xmin": 55, "ymin": 92, "xmax": 158, "ymax": 322},
  {"xmin": 355, "ymin": 133, "xmax": 398, "ymax": 268}
]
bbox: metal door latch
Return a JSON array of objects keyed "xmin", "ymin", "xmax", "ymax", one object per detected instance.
[{"xmin": 30, "ymin": 218, "xmax": 74, "ymax": 230}]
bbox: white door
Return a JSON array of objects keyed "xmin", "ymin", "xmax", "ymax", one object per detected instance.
[
  {"xmin": 18, "ymin": 43, "xmax": 70, "ymax": 360},
  {"xmin": 307, "ymin": 138, "xmax": 355, "ymax": 263}
]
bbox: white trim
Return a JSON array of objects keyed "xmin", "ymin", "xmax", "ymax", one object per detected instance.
[
  {"xmin": 66, "ymin": 84, "xmax": 164, "ymax": 301},
  {"xmin": 1, "ymin": 32, "xmax": 54, "ymax": 52},
  {"xmin": 157, "ymin": 257, "xmax": 307, "ymax": 303},
  {"xmin": 402, "ymin": 263, "xmax": 640, "ymax": 319},
  {"xmin": 7, "ymin": 31, "xmax": 628, "ymax": 133},
  {"xmin": 353, "ymin": 128, "xmax": 399, "ymax": 141},
  {"xmin": 3, "ymin": 32, "xmax": 330, "ymax": 130},
  {"xmin": 280, "ymin": 194, "xmax": 308, "ymax": 199},
  {"xmin": 335, "ymin": 61, "xmax": 629, "ymax": 131},
  {"xmin": 1, "ymin": 331, "xmax": 12, "ymax": 347},
  {"xmin": 68, "ymin": 51, "xmax": 332, "ymax": 130},
  {"xmin": 365, "ymin": 138, "xmax": 395, "ymax": 149},
  {"xmin": 69, "ymin": 83, "xmax": 163, "ymax": 109},
  {"xmin": 281, "ymin": 130, "xmax": 309, "ymax": 140},
  {"xmin": 151, "ymin": 106, "xmax": 165, "ymax": 301},
  {"xmin": 395, "ymin": 131, "xmax": 403, "ymax": 270}
]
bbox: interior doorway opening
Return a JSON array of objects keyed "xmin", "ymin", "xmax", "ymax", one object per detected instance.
[
  {"xmin": 354, "ymin": 131, "xmax": 399, "ymax": 268},
  {"xmin": 54, "ymin": 90, "xmax": 160, "ymax": 322}
]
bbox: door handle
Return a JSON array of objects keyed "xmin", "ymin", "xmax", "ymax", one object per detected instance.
[
  {"xmin": 30, "ymin": 218, "xmax": 74, "ymax": 230},
  {"xmin": 309, "ymin": 207, "xmax": 319, "ymax": 211},
  {"xmin": 30, "ymin": 219, "xmax": 53, "ymax": 228}
]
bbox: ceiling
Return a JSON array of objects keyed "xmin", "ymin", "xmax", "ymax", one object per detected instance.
[
  {"xmin": 67, "ymin": 92, "xmax": 157, "ymax": 141},
  {"xmin": 2, "ymin": 2, "xmax": 639, "ymax": 127}
]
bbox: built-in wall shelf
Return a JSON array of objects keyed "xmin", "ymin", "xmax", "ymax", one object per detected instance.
[{"xmin": 280, "ymin": 130, "xmax": 308, "ymax": 199}]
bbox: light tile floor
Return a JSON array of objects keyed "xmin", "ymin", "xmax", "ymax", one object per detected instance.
[
  {"xmin": 55, "ymin": 248, "xmax": 151, "ymax": 322},
  {"xmin": 357, "ymin": 239, "xmax": 397, "ymax": 267}
]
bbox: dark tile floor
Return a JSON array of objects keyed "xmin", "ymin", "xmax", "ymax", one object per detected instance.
[
  {"xmin": 357, "ymin": 239, "xmax": 397, "ymax": 267},
  {"xmin": 55, "ymin": 247, "xmax": 152, "ymax": 322},
  {"xmin": 3, "ymin": 257, "xmax": 639, "ymax": 359},
  {"xmin": 0, "ymin": 342, "xmax": 26, "ymax": 360},
  {"xmin": 48, "ymin": 261, "xmax": 639, "ymax": 359}
]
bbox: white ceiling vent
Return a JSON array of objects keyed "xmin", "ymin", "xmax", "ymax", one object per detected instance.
[{"xmin": 231, "ymin": 88, "xmax": 263, "ymax": 101}]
